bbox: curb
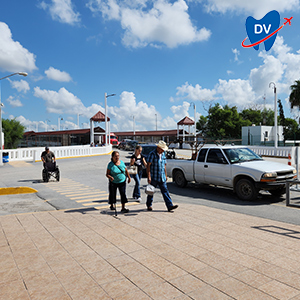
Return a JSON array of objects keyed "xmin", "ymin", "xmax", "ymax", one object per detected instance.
[{"xmin": 0, "ymin": 187, "xmax": 38, "ymax": 195}]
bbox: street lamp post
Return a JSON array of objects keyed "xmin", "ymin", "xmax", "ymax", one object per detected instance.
[
  {"xmin": 104, "ymin": 93, "xmax": 116, "ymax": 146},
  {"xmin": 0, "ymin": 72, "xmax": 28, "ymax": 166},
  {"xmin": 77, "ymin": 113, "xmax": 82, "ymax": 129},
  {"xmin": 190, "ymin": 102, "xmax": 197, "ymax": 144},
  {"xmin": 155, "ymin": 114, "xmax": 157, "ymax": 131},
  {"xmin": 58, "ymin": 117, "xmax": 63, "ymax": 131},
  {"xmin": 269, "ymin": 82, "xmax": 278, "ymax": 148}
]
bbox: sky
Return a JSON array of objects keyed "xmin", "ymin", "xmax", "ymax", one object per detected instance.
[{"xmin": 1, "ymin": 0, "xmax": 300, "ymax": 133}]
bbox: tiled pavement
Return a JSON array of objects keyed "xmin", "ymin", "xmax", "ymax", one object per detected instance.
[{"xmin": 1, "ymin": 202, "xmax": 300, "ymax": 299}]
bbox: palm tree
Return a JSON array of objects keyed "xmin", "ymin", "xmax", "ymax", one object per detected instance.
[{"xmin": 289, "ymin": 80, "xmax": 300, "ymax": 109}]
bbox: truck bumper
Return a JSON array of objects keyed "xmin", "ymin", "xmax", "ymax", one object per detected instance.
[{"xmin": 255, "ymin": 179, "xmax": 296, "ymax": 190}]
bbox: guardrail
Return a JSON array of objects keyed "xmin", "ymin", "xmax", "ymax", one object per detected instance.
[{"xmin": 1, "ymin": 145, "xmax": 112, "ymax": 163}]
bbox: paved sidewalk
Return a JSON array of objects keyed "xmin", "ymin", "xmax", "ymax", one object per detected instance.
[{"xmin": 1, "ymin": 203, "xmax": 300, "ymax": 299}]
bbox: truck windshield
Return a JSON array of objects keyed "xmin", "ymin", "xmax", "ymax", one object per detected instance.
[{"xmin": 223, "ymin": 148, "xmax": 262, "ymax": 164}]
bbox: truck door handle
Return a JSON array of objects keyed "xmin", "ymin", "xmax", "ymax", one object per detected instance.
[{"xmin": 204, "ymin": 165, "xmax": 208, "ymax": 168}]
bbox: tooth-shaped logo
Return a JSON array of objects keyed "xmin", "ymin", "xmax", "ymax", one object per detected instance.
[{"xmin": 243, "ymin": 10, "xmax": 281, "ymax": 51}]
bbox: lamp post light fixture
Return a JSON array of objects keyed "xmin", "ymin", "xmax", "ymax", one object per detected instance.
[
  {"xmin": 104, "ymin": 93, "xmax": 116, "ymax": 146},
  {"xmin": 269, "ymin": 82, "xmax": 278, "ymax": 148},
  {"xmin": 0, "ymin": 72, "xmax": 28, "ymax": 166}
]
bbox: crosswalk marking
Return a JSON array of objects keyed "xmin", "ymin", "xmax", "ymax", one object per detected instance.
[
  {"xmin": 70, "ymin": 194, "xmax": 108, "ymax": 200},
  {"xmin": 42, "ymin": 178, "xmax": 140, "ymax": 211},
  {"xmin": 76, "ymin": 198, "xmax": 108, "ymax": 203}
]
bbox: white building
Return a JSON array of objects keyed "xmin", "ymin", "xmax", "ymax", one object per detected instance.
[{"xmin": 242, "ymin": 125, "xmax": 284, "ymax": 145}]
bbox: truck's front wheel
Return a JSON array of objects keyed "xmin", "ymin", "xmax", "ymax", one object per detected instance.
[
  {"xmin": 235, "ymin": 178, "xmax": 258, "ymax": 201},
  {"xmin": 173, "ymin": 170, "xmax": 187, "ymax": 188}
]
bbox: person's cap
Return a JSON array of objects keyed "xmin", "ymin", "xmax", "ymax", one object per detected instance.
[
  {"xmin": 156, "ymin": 140, "xmax": 168, "ymax": 151},
  {"xmin": 45, "ymin": 147, "xmax": 49, "ymax": 150}
]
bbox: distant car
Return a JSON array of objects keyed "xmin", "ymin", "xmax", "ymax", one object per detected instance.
[
  {"xmin": 126, "ymin": 140, "xmax": 139, "ymax": 151},
  {"xmin": 140, "ymin": 144, "xmax": 157, "ymax": 177},
  {"xmin": 118, "ymin": 139, "xmax": 131, "ymax": 150},
  {"xmin": 141, "ymin": 144, "xmax": 157, "ymax": 162}
]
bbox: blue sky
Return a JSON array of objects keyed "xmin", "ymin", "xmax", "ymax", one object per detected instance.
[{"xmin": 1, "ymin": 0, "xmax": 300, "ymax": 133}]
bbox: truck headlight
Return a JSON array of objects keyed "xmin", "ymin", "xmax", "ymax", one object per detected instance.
[
  {"xmin": 261, "ymin": 172, "xmax": 277, "ymax": 182},
  {"xmin": 293, "ymin": 169, "xmax": 297, "ymax": 174}
]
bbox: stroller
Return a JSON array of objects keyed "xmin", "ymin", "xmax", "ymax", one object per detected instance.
[{"xmin": 42, "ymin": 161, "xmax": 60, "ymax": 182}]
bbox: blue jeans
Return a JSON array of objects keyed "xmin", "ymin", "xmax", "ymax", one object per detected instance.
[
  {"xmin": 146, "ymin": 180, "xmax": 173, "ymax": 209},
  {"xmin": 132, "ymin": 170, "xmax": 143, "ymax": 198}
]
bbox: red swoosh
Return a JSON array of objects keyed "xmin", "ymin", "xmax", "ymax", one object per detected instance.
[{"xmin": 242, "ymin": 24, "xmax": 283, "ymax": 48}]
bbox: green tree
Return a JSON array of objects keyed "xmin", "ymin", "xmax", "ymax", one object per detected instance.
[
  {"xmin": 205, "ymin": 103, "xmax": 250, "ymax": 139},
  {"xmin": 196, "ymin": 115, "xmax": 208, "ymax": 136},
  {"xmin": 289, "ymin": 80, "xmax": 300, "ymax": 111},
  {"xmin": 2, "ymin": 118, "xmax": 25, "ymax": 149},
  {"xmin": 240, "ymin": 108, "xmax": 274, "ymax": 126},
  {"xmin": 284, "ymin": 118, "xmax": 300, "ymax": 141},
  {"xmin": 278, "ymin": 99, "xmax": 287, "ymax": 143}
]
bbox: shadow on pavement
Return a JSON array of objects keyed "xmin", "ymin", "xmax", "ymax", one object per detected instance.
[{"xmin": 167, "ymin": 182, "xmax": 284, "ymax": 206}]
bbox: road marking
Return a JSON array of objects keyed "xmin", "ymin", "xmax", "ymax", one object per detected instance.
[
  {"xmin": 42, "ymin": 178, "xmax": 141, "ymax": 211},
  {"xmin": 70, "ymin": 194, "xmax": 108, "ymax": 200},
  {"xmin": 76, "ymin": 197, "xmax": 108, "ymax": 203}
]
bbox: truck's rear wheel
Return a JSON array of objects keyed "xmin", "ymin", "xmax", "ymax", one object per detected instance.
[
  {"xmin": 173, "ymin": 170, "xmax": 187, "ymax": 188},
  {"xmin": 235, "ymin": 178, "xmax": 258, "ymax": 201}
]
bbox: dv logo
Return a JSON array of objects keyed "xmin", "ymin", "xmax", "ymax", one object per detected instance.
[{"xmin": 242, "ymin": 10, "xmax": 293, "ymax": 51}]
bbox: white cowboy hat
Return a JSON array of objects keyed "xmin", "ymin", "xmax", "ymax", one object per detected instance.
[{"xmin": 156, "ymin": 140, "xmax": 168, "ymax": 151}]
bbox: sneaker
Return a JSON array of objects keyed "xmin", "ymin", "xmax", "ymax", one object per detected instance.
[
  {"xmin": 147, "ymin": 207, "xmax": 153, "ymax": 211},
  {"xmin": 121, "ymin": 208, "xmax": 129, "ymax": 213},
  {"xmin": 110, "ymin": 204, "xmax": 115, "ymax": 210},
  {"xmin": 136, "ymin": 197, "xmax": 142, "ymax": 202}
]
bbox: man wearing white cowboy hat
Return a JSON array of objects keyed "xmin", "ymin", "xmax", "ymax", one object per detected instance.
[{"xmin": 146, "ymin": 140, "xmax": 178, "ymax": 212}]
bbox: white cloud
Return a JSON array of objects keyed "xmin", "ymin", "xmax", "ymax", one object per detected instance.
[
  {"xmin": 87, "ymin": 0, "xmax": 211, "ymax": 48},
  {"xmin": 40, "ymin": 0, "xmax": 80, "ymax": 25},
  {"xmin": 202, "ymin": 0, "xmax": 300, "ymax": 18},
  {"xmin": 6, "ymin": 96, "xmax": 23, "ymax": 107},
  {"xmin": 176, "ymin": 82, "xmax": 217, "ymax": 101},
  {"xmin": 45, "ymin": 67, "xmax": 72, "ymax": 82},
  {"xmin": 34, "ymin": 86, "xmax": 86, "ymax": 114},
  {"xmin": 170, "ymin": 101, "xmax": 191, "ymax": 120},
  {"xmin": 0, "ymin": 22, "xmax": 37, "ymax": 72},
  {"xmin": 216, "ymin": 79, "xmax": 256, "ymax": 106},
  {"xmin": 232, "ymin": 48, "xmax": 240, "ymax": 62},
  {"xmin": 9, "ymin": 79, "xmax": 30, "ymax": 93},
  {"xmin": 249, "ymin": 53, "xmax": 285, "ymax": 96}
]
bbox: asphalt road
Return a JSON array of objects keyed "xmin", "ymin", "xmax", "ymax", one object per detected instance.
[{"xmin": 1, "ymin": 150, "xmax": 300, "ymax": 225}]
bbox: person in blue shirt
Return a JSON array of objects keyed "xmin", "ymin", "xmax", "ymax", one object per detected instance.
[
  {"xmin": 106, "ymin": 151, "xmax": 131, "ymax": 213},
  {"xmin": 146, "ymin": 140, "xmax": 178, "ymax": 212}
]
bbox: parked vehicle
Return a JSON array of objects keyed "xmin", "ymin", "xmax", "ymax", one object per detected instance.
[
  {"xmin": 118, "ymin": 139, "xmax": 131, "ymax": 150},
  {"xmin": 103, "ymin": 133, "xmax": 119, "ymax": 147},
  {"xmin": 166, "ymin": 145, "xmax": 297, "ymax": 201}
]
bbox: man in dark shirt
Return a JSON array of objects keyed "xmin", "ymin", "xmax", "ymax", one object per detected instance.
[{"xmin": 41, "ymin": 147, "xmax": 55, "ymax": 164}]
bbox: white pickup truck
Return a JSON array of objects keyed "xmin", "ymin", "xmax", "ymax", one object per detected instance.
[{"xmin": 166, "ymin": 145, "xmax": 297, "ymax": 201}]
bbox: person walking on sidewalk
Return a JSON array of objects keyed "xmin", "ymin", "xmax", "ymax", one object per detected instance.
[
  {"xmin": 146, "ymin": 140, "xmax": 178, "ymax": 212},
  {"xmin": 130, "ymin": 145, "xmax": 147, "ymax": 201},
  {"xmin": 106, "ymin": 151, "xmax": 131, "ymax": 213}
]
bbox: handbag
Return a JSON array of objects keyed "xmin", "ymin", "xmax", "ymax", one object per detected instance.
[
  {"xmin": 127, "ymin": 165, "xmax": 137, "ymax": 175},
  {"xmin": 145, "ymin": 184, "xmax": 155, "ymax": 195}
]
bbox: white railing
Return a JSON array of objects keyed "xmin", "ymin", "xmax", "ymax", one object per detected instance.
[{"xmin": 1, "ymin": 144, "xmax": 112, "ymax": 162}]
